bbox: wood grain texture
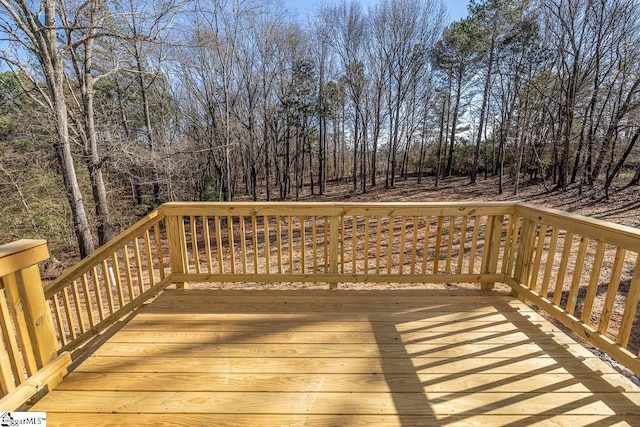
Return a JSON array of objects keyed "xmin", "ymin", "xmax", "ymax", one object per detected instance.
[
  {"xmin": 41, "ymin": 413, "xmax": 640, "ymax": 427},
  {"xmin": 30, "ymin": 289, "xmax": 640, "ymax": 425}
]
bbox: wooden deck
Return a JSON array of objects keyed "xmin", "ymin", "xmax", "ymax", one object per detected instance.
[{"xmin": 32, "ymin": 289, "xmax": 640, "ymax": 426}]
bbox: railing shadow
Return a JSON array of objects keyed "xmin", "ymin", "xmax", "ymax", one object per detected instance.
[{"xmin": 375, "ymin": 290, "xmax": 640, "ymax": 425}]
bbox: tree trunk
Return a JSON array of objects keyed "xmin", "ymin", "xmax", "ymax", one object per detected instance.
[
  {"xmin": 44, "ymin": 0, "xmax": 94, "ymax": 257},
  {"xmin": 352, "ymin": 108, "xmax": 359, "ymax": 192},
  {"xmin": 361, "ymin": 111, "xmax": 367, "ymax": 194},
  {"xmin": 446, "ymin": 72, "xmax": 463, "ymax": 178},
  {"xmin": 371, "ymin": 85, "xmax": 382, "ymax": 187},
  {"xmin": 471, "ymin": 32, "xmax": 495, "ymax": 184},
  {"xmin": 604, "ymin": 127, "xmax": 640, "ymax": 196},
  {"xmin": 435, "ymin": 93, "xmax": 448, "ymax": 189},
  {"xmin": 78, "ymin": 15, "xmax": 113, "ymax": 245}
]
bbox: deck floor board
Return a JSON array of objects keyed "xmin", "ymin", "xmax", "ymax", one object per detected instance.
[{"xmin": 31, "ymin": 289, "xmax": 640, "ymax": 426}]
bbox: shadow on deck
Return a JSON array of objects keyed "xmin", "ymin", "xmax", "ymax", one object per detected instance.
[{"xmin": 32, "ymin": 289, "xmax": 640, "ymax": 426}]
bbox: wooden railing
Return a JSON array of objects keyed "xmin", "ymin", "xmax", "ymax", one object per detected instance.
[
  {"xmin": 505, "ymin": 203, "xmax": 640, "ymax": 376},
  {"xmin": 2, "ymin": 201, "xmax": 640, "ymax": 408},
  {"xmin": 43, "ymin": 209, "xmax": 171, "ymax": 353},
  {"xmin": 163, "ymin": 202, "xmax": 513, "ymax": 287},
  {"xmin": 0, "ymin": 240, "xmax": 70, "ymax": 410}
]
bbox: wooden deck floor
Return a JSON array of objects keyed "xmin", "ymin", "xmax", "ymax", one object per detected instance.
[{"xmin": 32, "ymin": 289, "xmax": 640, "ymax": 426}]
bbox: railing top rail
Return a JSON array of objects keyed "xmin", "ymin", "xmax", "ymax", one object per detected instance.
[
  {"xmin": 160, "ymin": 201, "xmax": 516, "ymax": 217},
  {"xmin": 515, "ymin": 202, "xmax": 640, "ymax": 251}
]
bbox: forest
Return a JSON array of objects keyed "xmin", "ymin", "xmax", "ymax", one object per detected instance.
[{"xmin": 2, "ymin": 0, "xmax": 640, "ymax": 260}]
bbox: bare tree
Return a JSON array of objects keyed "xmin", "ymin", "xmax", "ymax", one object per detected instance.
[
  {"xmin": 0, "ymin": 0, "xmax": 95, "ymax": 256},
  {"xmin": 61, "ymin": 0, "xmax": 114, "ymax": 245}
]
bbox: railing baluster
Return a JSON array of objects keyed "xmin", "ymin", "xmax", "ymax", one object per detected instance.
[
  {"xmin": 581, "ymin": 241, "xmax": 606, "ymax": 323},
  {"xmin": 190, "ymin": 216, "xmax": 200, "ymax": 274},
  {"xmin": 299, "ymin": 216, "xmax": 305, "ymax": 274},
  {"xmin": 340, "ymin": 215, "xmax": 345, "ymax": 274},
  {"xmin": 275, "ymin": 216, "xmax": 282, "ymax": 274},
  {"xmin": 329, "ymin": 215, "xmax": 339, "ymax": 289},
  {"xmin": 203, "ymin": 217, "xmax": 213, "ymax": 274},
  {"xmin": 399, "ymin": 217, "xmax": 407, "ymax": 274},
  {"xmin": 240, "ymin": 216, "xmax": 248, "ymax": 275},
  {"xmin": 288, "ymin": 216, "xmax": 293, "ymax": 274},
  {"xmin": 179, "ymin": 216, "xmax": 189, "ymax": 277},
  {"xmin": 352, "ymin": 216, "xmax": 358, "ymax": 274},
  {"xmin": 410, "ymin": 216, "xmax": 419, "ymax": 275},
  {"xmin": 387, "ymin": 216, "xmax": 395, "ymax": 274},
  {"xmin": 312, "ymin": 216, "xmax": 317, "ymax": 273},
  {"xmin": 228, "ymin": 216, "xmax": 236, "ymax": 275},
  {"xmin": 598, "ymin": 247, "xmax": 626, "ymax": 334},
  {"xmin": 0, "ymin": 295, "xmax": 17, "ymax": 392},
  {"xmin": 540, "ymin": 228, "xmax": 559, "ymax": 298},
  {"xmin": 264, "ymin": 216, "xmax": 270, "ymax": 274},
  {"xmin": 71, "ymin": 280, "xmax": 86, "ymax": 334},
  {"xmin": 252, "ymin": 216, "xmax": 259, "ymax": 274},
  {"xmin": 111, "ymin": 253, "xmax": 125, "ymax": 308},
  {"xmin": 132, "ymin": 240, "xmax": 145, "ymax": 296},
  {"xmin": 51, "ymin": 295, "xmax": 67, "ymax": 346},
  {"xmin": 529, "ymin": 224, "xmax": 548, "ymax": 291},
  {"xmin": 619, "ymin": 253, "xmax": 640, "ymax": 347},
  {"xmin": 0, "ymin": 291, "xmax": 22, "ymax": 385},
  {"xmin": 468, "ymin": 216, "xmax": 480, "ymax": 274},
  {"xmin": 375, "ymin": 216, "xmax": 382, "ymax": 274},
  {"xmin": 100, "ymin": 260, "xmax": 114, "ymax": 314},
  {"xmin": 422, "ymin": 216, "xmax": 431, "ymax": 274},
  {"xmin": 445, "ymin": 216, "xmax": 455, "ymax": 274},
  {"xmin": 80, "ymin": 273, "xmax": 96, "ymax": 328},
  {"xmin": 552, "ymin": 232, "xmax": 574, "ymax": 306},
  {"xmin": 365, "ymin": 217, "xmax": 371, "ymax": 274},
  {"xmin": 122, "ymin": 245, "xmax": 135, "ymax": 300},
  {"xmin": 324, "ymin": 216, "xmax": 329, "ymax": 272},
  {"xmin": 566, "ymin": 236, "xmax": 589, "ymax": 315},
  {"xmin": 434, "ymin": 216, "xmax": 443, "ymax": 274},
  {"xmin": 457, "ymin": 216, "xmax": 468, "ymax": 274},
  {"xmin": 91, "ymin": 266, "xmax": 105, "ymax": 321},
  {"xmin": 215, "ymin": 215, "xmax": 223, "ymax": 274},
  {"xmin": 61, "ymin": 288, "xmax": 77, "ymax": 340},
  {"xmin": 154, "ymin": 223, "xmax": 165, "ymax": 280}
]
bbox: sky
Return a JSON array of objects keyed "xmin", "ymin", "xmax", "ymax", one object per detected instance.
[{"xmin": 283, "ymin": 0, "xmax": 469, "ymax": 22}]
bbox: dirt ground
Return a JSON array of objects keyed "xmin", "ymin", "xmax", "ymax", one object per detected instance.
[{"xmin": 284, "ymin": 174, "xmax": 640, "ymax": 229}]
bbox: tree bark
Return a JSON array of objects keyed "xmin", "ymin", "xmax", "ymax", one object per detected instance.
[
  {"xmin": 472, "ymin": 30, "xmax": 495, "ymax": 184},
  {"xmin": 9, "ymin": 0, "xmax": 96, "ymax": 256}
]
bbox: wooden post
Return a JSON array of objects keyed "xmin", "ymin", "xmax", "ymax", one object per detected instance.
[
  {"xmin": 512, "ymin": 219, "xmax": 536, "ymax": 296},
  {"xmin": 329, "ymin": 216, "xmax": 339, "ymax": 290},
  {"xmin": 167, "ymin": 215, "xmax": 189, "ymax": 289},
  {"xmin": 0, "ymin": 240, "xmax": 61, "ymax": 386},
  {"xmin": 481, "ymin": 216, "xmax": 504, "ymax": 290}
]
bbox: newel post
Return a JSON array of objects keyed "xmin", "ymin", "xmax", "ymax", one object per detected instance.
[
  {"xmin": 166, "ymin": 215, "xmax": 189, "ymax": 289},
  {"xmin": 481, "ymin": 215, "xmax": 504, "ymax": 290},
  {"xmin": 0, "ymin": 240, "xmax": 59, "ymax": 369},
  {"xmin": 329, "ymin": 215, "xmax": 340, "ymax": 290},
  {"xmin": 513, "ymin": 219, "xmax": 536, "ymax": 286}
]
